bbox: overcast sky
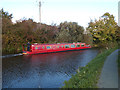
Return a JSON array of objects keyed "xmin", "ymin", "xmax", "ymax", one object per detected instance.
[{"xmin": 0, "ymin": 0, "xmax": 119, "ymax": 27}]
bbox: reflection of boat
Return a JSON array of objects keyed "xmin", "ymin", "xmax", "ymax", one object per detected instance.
[{"xmin": 22, "ymin": 42, "xmax": 91, "ymax": 55}]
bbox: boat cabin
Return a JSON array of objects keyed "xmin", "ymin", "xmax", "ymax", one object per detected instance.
[{"xmin": 23, "ymin": 42, "xmax": 91, "ymax": 55}]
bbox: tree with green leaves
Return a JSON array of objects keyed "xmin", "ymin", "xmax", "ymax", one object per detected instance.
[
  {"xmin": 87, "ymin": 12, "xmax": 117, "ymax": 47},
  {"xmin": 56, "ymin": 21, "xmax": 84, "ymax": 43},
  {"xmin": 1, "ymin": 8, "xmax": 13, "ymax": 34},
  {"xmin": 116, "ymin": 26, "xmax": 120, "ymax": 42}
]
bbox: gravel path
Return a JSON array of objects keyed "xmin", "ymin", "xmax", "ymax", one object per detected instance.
[{"xmin": 97, "ymin": 49, "xmax": 119, "ymax": 88}]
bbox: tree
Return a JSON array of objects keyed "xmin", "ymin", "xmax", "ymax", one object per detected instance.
[
  {"xmin": 1, "ymin": 8, "xmax": 13, "ymax": 34},
  {"xmin": 116, "ymin": 26, "xmax": 120, "ymax": 42},
  {"xmin": 56, "ymin": 21, "xmax": 84, "ymax": 43},
  {"xmin": 87, "ymin": 12, "xmax": 117, "ymax": 45}
]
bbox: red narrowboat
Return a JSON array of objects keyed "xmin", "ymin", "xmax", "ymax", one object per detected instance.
[{"xmin": 22, "ymin": 42, "xmax": 91, "ymax": 55}]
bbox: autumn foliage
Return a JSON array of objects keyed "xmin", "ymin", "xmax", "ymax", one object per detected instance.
[
  {"xmin": 1, "ymin": 9, "xmax": 119, "ymax": 54},
  {"xmin": 1, "ymin": 9, "xmax": 85, "ymax": 54}
]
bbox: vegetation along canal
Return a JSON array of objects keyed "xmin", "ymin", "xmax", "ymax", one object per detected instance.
[{"xmin": 3, "ymin": 48, "xmax": 99, "ymax": 88}]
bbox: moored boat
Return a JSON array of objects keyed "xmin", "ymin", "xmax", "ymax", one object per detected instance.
[{"xmin": 22, "ymin": 42, "xmax": 91, "ymax": 55}]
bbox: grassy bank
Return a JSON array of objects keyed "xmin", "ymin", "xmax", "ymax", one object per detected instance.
[{"xmin": 62, "ymin": 46, "xmax": 118, "ymax": 88}]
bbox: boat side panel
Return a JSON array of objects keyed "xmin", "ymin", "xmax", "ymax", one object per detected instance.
[{"xmin": 23, "ymin": 43, "xmax": 91, "ymax": 55}]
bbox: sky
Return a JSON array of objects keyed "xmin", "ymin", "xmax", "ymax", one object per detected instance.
[{"xmin": 0, "ymin": 0, "xmax": 119, "ymax": 27}]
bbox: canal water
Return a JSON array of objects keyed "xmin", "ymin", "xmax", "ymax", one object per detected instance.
[{"xmin": 2, "ymin": 49, "xmax": 99, "ymax": 88}]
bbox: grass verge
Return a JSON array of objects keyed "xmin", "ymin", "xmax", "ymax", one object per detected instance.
[{"xmin": 62, "ymin": 46, "xmax": 118, "ymax": 88}]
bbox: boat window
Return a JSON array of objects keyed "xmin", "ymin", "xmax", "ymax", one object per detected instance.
[
  {"xmin": 57, "ymin": 46, "xmax": 59, "ymax": 48},
  {"xmin": 61, "ymin": 46, "xmax": 64, "ymax": 48},
  {"xmin": 35, "ymin": 47, "xmax": 38, "ymax": 49},
  {"xmin": 76, "ymin": 44, "xmax": 80, "ymax": 47},
  {"xmin": 81, "ymin": 44, "xmax": 84, "ymax": 47},
  {"xmin": 65, "ymin": 45, "xmax": 70, "ymax": 48},
  {"xmin": 47, "ymin": 46, "xmax": 51, "ymax": 49},
  {"xmin": 71, "ymin": 45, "xmax": 75, "ymax": 48},
  {"xmin": 42, "ymin": 46, "xmax": 45, "ymax": 49}
]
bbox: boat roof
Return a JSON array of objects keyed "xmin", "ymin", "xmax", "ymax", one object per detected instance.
[{"xmin": 32, "ymin": 42, "xmax": 85, "ymax": 46}]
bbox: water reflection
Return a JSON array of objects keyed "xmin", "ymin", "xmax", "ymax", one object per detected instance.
[{"xmin": 3, "ymin": 49, "xmax": 98, "ymax": 88}]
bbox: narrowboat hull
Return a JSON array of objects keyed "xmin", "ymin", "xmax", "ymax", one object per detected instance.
[{"xmin": 23, "ymin": 45, "xmax": 91, "ymax": 55}]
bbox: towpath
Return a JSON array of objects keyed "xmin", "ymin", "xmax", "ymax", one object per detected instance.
[{"xmin": 97, "ymin": 49, "xmax": 119, "ymax": 88}]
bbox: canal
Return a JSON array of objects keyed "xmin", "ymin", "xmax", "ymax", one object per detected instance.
[{"xmin": 2, "ymin": 48, "xmax": 99, "ymax": 88}]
